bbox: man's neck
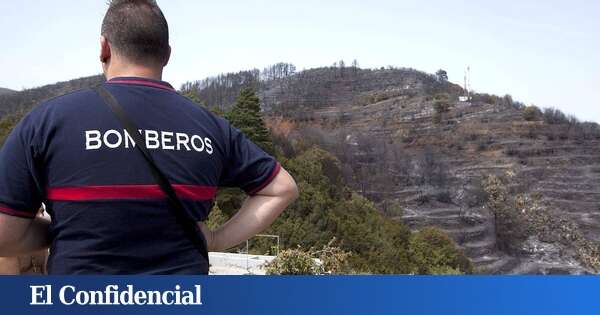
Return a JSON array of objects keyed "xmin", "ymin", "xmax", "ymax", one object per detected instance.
[{"xmin": 104, "ymin": 61, "xmax": 164, "ymax": 82}]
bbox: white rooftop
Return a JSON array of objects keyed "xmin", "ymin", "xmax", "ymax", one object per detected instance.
[{"xmin": 208, "ymin": 252, "xmax": 275, "ymax": 275}]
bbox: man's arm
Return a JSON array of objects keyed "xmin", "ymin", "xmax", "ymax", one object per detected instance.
[
  {"xmin": 199, "ymin": 167, "xmax": 298, "ymax": 252},
  {"xmin": 0, "ymin": 257, "xmax": 20, "ymax": 275},
  {"xmin": 0, "ymin": 213, "xmax": 51, "ymax": 257},
  {"xmin": 0, "ymin": 250, "xmax": 49, "ymax": 275}
]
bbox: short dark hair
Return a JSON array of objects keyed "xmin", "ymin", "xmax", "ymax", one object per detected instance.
[{"xmin": 101, "ymin": 0, "xmax": 169, "ymax": 65}]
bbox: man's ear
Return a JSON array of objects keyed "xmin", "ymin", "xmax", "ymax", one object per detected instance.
[
  {"xmin": 100, "ymin": 36, "xmax": 111, "ymax": 64},
  {"xmin": 163, "ymin": 45, "xmax": 171, "ymax": 67}
]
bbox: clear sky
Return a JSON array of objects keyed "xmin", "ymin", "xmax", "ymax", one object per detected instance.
[{"xmin": 1, "ymin": 0, "xmax": 598, "ymax": 122}]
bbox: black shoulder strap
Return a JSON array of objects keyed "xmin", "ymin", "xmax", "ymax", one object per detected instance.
[{"xmin": 92, "ymin": 85, "xmax": 208, "ymax": 260}]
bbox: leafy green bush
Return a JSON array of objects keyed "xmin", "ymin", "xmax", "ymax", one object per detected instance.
[
  {"xmin": 265, "ymin": 239, "xmax": 353, "ymax": 275},
  {"xmin": 315, "ymin": 239, "xmax": 353, "ymax": 274},
  {"xmin": 429, "ymin": 266, "xmax": 463, "ymax": 275},
  {"xmin": 523, "ymin": 105, "xmax": 541, "ymax": 121},
  {"xmin": 265, "ymin": 247, "xmax": 320, "ymax": 275},
  {"xmin": 409, "ymin": 227, "xmax": 472, "ymax": 274}
]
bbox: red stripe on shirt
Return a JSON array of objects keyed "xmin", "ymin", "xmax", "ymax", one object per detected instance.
[
  {"xmin": 47, "ymin": 184, "xmax": 217, "ymax": 201},
  {"xmin": 107, "ymin": 80, "xmax": 176, "ymax": 92},
  {"xmin": 247, "ymin": 162, "xmax": 282, "ymax": 195},
  {"xmin": 0, "ymin": 205, "xmax": 36, "ymax": 219}
]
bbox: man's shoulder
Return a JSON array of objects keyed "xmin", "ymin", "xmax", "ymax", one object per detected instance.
[
  {"xmin": 176, "ymin": 94, "xmax": 214, "ymax": 114},
  {"xmin": 38, "ymin": 88, "xmax": 97, "ymax": 110},
  {"xmin": 175, "ymin": 95, "xmax": 231, "ymax": 129},
  {"xmin": 19, "ymin": 88, "xmax": 97, "ymax": 129},
  {"xmin": 25, "ymin": 88, "xmax": 97, "ymax": 121}
]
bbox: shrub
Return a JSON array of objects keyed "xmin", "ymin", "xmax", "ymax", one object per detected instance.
[
  {"xmin": 542, "ymin": 107, "xmax": 569, "ymax": 125},
  {"xmin": 523, "ymin": 105, "xmax": 541, "ymax": 121},
  {"xmin": 206, "ymin": 204, "xmax": 228, "ymax": 230},
  {"xmin": 433, "ymin": 93, "xmax": 451, "ymax": 114},
  {"xmin": 385, "ymin": 203, "xmax": 405, "ymax": 217},
  {"xmin": 482, "ymin": 173, "xmax": 530, "ymax": 253},
  {"xmin": 430, "ymin": 266, "xmax": 463, "ymax": 275},
  {"xmin": 471, "ymin": 93, "xmax": 498, "ymax": 105},
  {"xmin": 432, "ymin": 94, "xmax": 451, "ymax": 124},
  {"xmin": 328, "ymin": 194, "xmax": 412, "ymax": 274},
  {"xmin": 313, "ymin": 238, "xmax": 353, "ymax": 274},
  {"xmin": 265, "ymin": 240, "xmax": 353, "ymax": 275},
  {"xmin": 408, "ymin": 227, "xmax": 473, "ymax": 274},
  {"xmin": 265, "ymin": 247, "xmax": 319, "ymax": 275}
]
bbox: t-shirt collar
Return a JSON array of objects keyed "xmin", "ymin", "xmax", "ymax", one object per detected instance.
[{"xmin": 106, "ymin": 76, "xmax": 176, "ymax": 92}]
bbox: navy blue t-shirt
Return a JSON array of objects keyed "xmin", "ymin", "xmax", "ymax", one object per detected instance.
[{"xmin": 0, "ymin": 77, "xmax": 280, "ymax": 274}]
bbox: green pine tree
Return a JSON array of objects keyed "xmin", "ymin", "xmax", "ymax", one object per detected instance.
[{"xmin": 225, "ymin": 88, "xmax": 274, "ymax": 154}]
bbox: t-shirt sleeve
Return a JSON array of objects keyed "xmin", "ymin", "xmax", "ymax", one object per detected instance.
[
  {"xmin": 219, "ymin": 124, "xmax": 280, "ymax": 195},
  {"xmin": 0, "ymin": 116, "xmax": 44, "ymax": 219}
]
